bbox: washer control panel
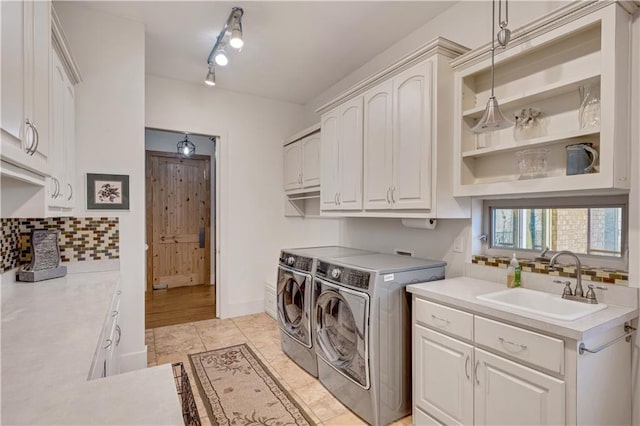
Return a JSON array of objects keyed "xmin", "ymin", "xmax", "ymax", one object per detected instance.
[
  {"xmin": 279, "ymin": 251, "xmax": 313, "ymax": 273},
  {"xmin": 316, "ymin": 261, "xmax": 370, "ymax": 290}
]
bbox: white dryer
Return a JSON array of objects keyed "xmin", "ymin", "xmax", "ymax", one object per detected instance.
[
  {"xmin": 277, "ymin": 246, "xmax": 372, "ymax": 377},
  {"xmin": 313, "ymin": 254, "xmax": 446, "ymax": 425}
]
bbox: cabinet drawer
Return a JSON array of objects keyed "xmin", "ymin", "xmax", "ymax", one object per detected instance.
[
  {"xmin": 475, "ymin": 316, "xmax": 564, "ymax": 374},
  {"xmin": 414, "ymin": 298, "xmax": 473, "ymax": 341}
]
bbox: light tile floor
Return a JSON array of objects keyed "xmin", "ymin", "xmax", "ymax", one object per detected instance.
[{"xmin": 147, "ymin": 313, "xmax": 413, "ymax": 426}]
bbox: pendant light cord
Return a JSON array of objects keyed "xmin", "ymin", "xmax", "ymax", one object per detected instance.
[{"xmin": 491, "ymin": 0, "xmax": 496, "ymax": 98}]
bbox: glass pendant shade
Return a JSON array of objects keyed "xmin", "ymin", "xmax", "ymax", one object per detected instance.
[
  {"xmin": 177, "ymin": 135, "xmax": 196, "ymax": 157},
  {"xmin": 472, "ymin": 96, "xmax": 513, "ymax": 133}
]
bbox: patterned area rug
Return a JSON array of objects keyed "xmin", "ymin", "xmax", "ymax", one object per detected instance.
[{"xmin": 189, "ymin": 344, "xmax": 316, "ymax": 426}]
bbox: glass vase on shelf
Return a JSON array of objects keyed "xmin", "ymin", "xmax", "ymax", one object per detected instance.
[
  {"xmin": 578, "ymin": 84, "xmax": 600, "ymax": 129},
  {"xmin": 513, "ymin": 108, "xmax": 543, "ymax": 141}
]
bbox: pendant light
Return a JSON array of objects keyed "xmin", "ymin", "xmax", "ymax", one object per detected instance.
[
  {"xmin": 472, "ymin": 0, "xmax": 513, "ymax": 133},
  {"xmin": 177, "ymin": 134, "xmax": 196, "ymax": 157}
]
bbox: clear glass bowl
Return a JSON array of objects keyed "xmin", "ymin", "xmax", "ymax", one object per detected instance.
[{"xmin": 516, "ymin": 148, "xmax": 549, "ymax": 179}]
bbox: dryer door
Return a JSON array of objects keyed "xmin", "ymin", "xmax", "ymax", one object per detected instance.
[
  {"xmin": 277, "ymin": 266, "xmax": 312, "ymax": 348},
  {"xmin": 315, "ymin": 279, "xmax": 370, "ymax": 389}
]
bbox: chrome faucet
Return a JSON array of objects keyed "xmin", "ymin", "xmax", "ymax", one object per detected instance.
[{"xmin": 549, "ymin": 250, "xmax": 584, "ymax": 298}]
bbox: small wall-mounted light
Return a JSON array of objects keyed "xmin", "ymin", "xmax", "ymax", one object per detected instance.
[
  {"xmin": 177, "ymin": 134, "xmax": 196, "ymax": 157},
  {"xmin": 204, "ymin": 7, "xmax": 244, "ymax": 86}
]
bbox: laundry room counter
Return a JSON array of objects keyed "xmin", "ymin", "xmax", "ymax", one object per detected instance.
[{"xmin": 1, "ymin": 270, "xmax": 184, "ymax": 425}]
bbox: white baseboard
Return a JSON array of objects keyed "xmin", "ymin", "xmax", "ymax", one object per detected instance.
[
  {"xmin": 119, "ymin": 348, "xmax": 147, "ymax": 373},
  {"xmin": 221, "ymin": 299, "xmax": 265, "ymax": 319}
]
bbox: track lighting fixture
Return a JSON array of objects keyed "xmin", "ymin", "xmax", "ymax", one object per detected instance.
[
  {"xmin": 204, "ymin": 66, "xmax": 216, "ymax": 86},
  {"xmin": 204, "ymin": 7, "xmax": 244, "ymax": 86},
  {"xmin": 177, "ymin": 134, "xmax": 196, "ymax": 157},
  {"xmin": 472, "ymin": 0, "xmax": 513, "ymax": 133}
]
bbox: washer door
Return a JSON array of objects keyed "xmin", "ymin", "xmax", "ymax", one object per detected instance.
[
  {"xmin": 315, "ymin": 279, "xmax": 370, "ymax": 389},
  {"xmin": 277, "ymin": 266, "xmax": 312, "ymax": 348}
]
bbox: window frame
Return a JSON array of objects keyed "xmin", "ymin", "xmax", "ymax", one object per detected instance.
[{"xmin": 482, "ymin": 195, "xmax": 628, "ymax": 270}]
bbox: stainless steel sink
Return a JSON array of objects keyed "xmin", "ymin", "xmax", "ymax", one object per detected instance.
[{"xmin": 476, "ymin": 288, "xmax": 607, "ymax": 321}]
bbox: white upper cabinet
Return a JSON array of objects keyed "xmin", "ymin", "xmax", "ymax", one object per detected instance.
[
  {"xmin": 1, "ymin": 0, "xmax": 51, "ymax": 178},
  {"xmin": 320, "ymin": 111, "xmax": 340, "ymax": 210},
  {"xmin": 392, "ymin": 61, "xmax": 433, "ymax": 210},
  {"xmin": 283, "ymin": 142, "xmax": 302, "ymax": 191},
  {"xmin": 452, "ymin": 2, "xmax": 633, "ymax": 197},
  {"xmin": 336, "ymin": 96, "xmax": 363, "ymax": 210},
  {"xmin": 301, "ymin": 133, "xmax": 320, "ymax": 188},
  {"xmin": 283, "ymin": 129, "xmax": 321, "ymax": 193},
  {"xmin": 363, "ymin": 80, "xmax": 393, "ymax": 209},
  {"xmin": 318, "ymin": 38, "xmax": 470, "ymax": 218}
]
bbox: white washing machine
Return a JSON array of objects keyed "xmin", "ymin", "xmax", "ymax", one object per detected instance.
[
  {"xmin": 313, "ymin": 253, "xmax": 446, "ymax": 425},
  {"xmin": 277, "ymin": 246, "xmax": 373, "ymax": 377}
]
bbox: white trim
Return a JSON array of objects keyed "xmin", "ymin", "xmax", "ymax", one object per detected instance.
[
  {"xmin": 51, "ymin": 5, "xmax": 82, "ymax": 85},
  {"xmin": 284, "ymin": 123, "xmax": 320, "ymax": 146},
  {"xmin": 316, "ymin": 37, "xmax": 468, "ymax": 114},
  {"xmin": 223, "ymin": 299, "xmax": 265, "ymax": 319}
]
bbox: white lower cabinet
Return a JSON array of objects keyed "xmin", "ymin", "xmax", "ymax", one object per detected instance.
[
  {"xmin": 474, "ymin": 348, "xmax": 564, "ymax": 426},
  {"xmin": 412, "ymin": 296, "xmax": 632, "ymax": 425},
  {"xmin": 89, "ymin": 287, "xmax": 122, "ymax": 380}
]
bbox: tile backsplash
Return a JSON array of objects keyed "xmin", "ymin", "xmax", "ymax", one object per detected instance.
[
  {"xmin": 1, "ymin": 217, "xmax": 119, "ymax": 272},
  {"xmin": 472, "ymin": 255, "xmax": 628, "ymax": 286}
]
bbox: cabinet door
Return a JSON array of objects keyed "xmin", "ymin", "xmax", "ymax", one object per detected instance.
[
  {"xmin": 337, "ymin": 96, "xmax": 363, "ymax": 210},
  {"xmin": 474, "ymin": 348, "xmax": 565, "ymax": 426},
  {"xmin": 283, "ymin": 141, "xmax": 302, "ymax": 191},
  {"xmin": 414, "ymin": 325, "xmax": 473, "ymax": 426},
  {"xmin": 363, "ymin": 81, "xmax": 393, "ymax": 210},
  {"xmin": 392, "ymin": 60, "xmax": 433, "ymax": 210},
  {"xmin": 47, "ymin": 50, "xmax": 66, "ymax": 208},
  {"xmin": 62, "ymin": 78, "xmax": 75, "ymax": 208},
  {"xmin": 301, "ymin": 133, "xmax": 320, "ymax": 188},
  {"xmin": 30, "ymin": 0, "xmax": 50, "ymax": 167},
  {"xmin": 320, "ymin": 110, "xmax": 340, "ymax": 210}
]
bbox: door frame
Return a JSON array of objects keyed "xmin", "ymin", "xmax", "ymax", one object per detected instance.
[
  {"xmin": 144, "ymin": 126, "xmax": 225, "ymax": 319},
  {"xmin": 145, "ymin": 149, "xmax": 212, "ymax": 291}
]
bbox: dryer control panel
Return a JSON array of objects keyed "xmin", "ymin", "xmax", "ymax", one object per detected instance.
[
  {"xmin": 279, "ymin": 252, "xmax": 313, "ymax": 273},
  {"xmin": 316, "ymin": 261, "xmax": 371, "ymax": 290}
]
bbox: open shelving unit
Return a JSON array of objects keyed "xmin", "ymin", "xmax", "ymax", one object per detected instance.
[{"xmin": 451, "ymin": 2, "xmax": 632, "ymax": 198}]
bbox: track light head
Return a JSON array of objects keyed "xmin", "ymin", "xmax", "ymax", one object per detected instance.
[
  {"xmin": 214, "ymin": 48, "xmax": 229, "ymax": 66},
  {"xmin": 204, "ymin": 66, "xmax": 216, "ymax": 86},
  {"xmin": 230, "ymin": 27, "xmax": 243, "ymax": 49}
]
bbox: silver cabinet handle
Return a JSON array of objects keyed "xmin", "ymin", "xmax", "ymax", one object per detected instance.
[
  {"xmin": 116, "ymin": 290, "xmax": 122, "ymax": 295},
  {"xmin": 30, "ymin": 121, "xmax": 39, "ymax": 156},
  {"xmin": 54, "ymin": 178, "xmax": 61, "ymax": 198},
  {"xmin": 104, "ymin": 338, "xmax": 113, "ymax": 349},
  {"xmin": 111, "ymin": 310, "xmax": 119, "ymax": 318},
  {"xmin": 474, "ymin": 360, "xmax": 480, "ymax": 385},
  {"xmin": 115, "ymin": 325, "xmax": 122, "ymax": 346},
  {"xmin": 498, "ymin": 336, "xmax": 528, "ymax": 352},
  {"xmin": 24, "ymin": 119, "xmax": 36, "ymax": 154},
  {"xmin": 334, "ymin": 193, "xmax": 338, "ymax": 205},
  {"xmin": 337, "ymin": 192, "xmax": 341, "ymax": 205},
  {"xmin": 464, "ymin": 355, "xmax": 470, "ymax": 380},
  {"xmin": 386, "ymin": 188, "xmax": 391, "ymax": 204},
  {"xmin": 431, "ymin": 314, "xmax": 450, "ymax": 327},
  {"xmin": 391, "ymin": 187, "xmax": 396, "ymax": 203},
  {"xmin": 67, "ymin": 184, "xmax": 73, "ymax": 201}
]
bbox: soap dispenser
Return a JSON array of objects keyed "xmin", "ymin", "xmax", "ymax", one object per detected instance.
[{"xmin": 507, "ymin": 253, "xmax": 521, "ymax": 288}]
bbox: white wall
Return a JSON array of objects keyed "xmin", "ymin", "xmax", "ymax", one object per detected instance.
[
  {"xmin": 145, "ymin": 129, "xmax": 217, "ymax": 284},
  {"xmin": 56, "ymin": 3, "xmax": 147, "ymax": 372},
  {"xmin": 145, "ymin": 75, "xmax": 341, "ymax": 318}
]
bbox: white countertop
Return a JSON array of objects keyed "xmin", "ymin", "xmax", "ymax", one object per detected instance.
[
  {"xmin": 407, "ymin": 277, "xmax": 638, "ymax": 341},
  {"xmin": 1, "ymin": 271, "xmax": 184, "ymax": 425}
]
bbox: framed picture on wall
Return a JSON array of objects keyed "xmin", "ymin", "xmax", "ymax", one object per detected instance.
[{"xmin": 86, "ymin": 173, "xmax": 130, "ymax": 210}]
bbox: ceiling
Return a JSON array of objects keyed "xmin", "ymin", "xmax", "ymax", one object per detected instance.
[{"xmin": 77, "ymin": 1, "xmax": 455, "ymax": 105}]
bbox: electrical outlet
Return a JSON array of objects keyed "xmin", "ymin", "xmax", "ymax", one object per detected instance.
[{"xmin": 453, "ymin": 236, "xmax": 464, "ymax": 253}]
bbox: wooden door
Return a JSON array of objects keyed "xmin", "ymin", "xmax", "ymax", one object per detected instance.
[
  {"xmin": 320, "ymin": 110, "xmax": 340, "ymax": 210},
  {"xmin": 474, "ymin": 348, "xmax": 565, "ymax": 426},
  {"xmin": 301, "ymin": 133, "xmax": 320, "ymax": 188},
  {"xmin": 392, "ymin": 60, "xmax": 433, "ymax": 210},
  {"xmin": 283, "ymin": 141, "xmax": 301, "ymax": 191},
  {"xmin": 363, "ymin": 80, "xmax": 393, "ymax": 210},
  {"xmin": 337, "ymin": 96, "xmax": 363, "ymax": 210},
  {"xmin": 414, "ymin": 325, "xmax": 473, "ymax": 426},
  {"xmin": 146, "ymin": 151, "xmax": 211, "ymax": 291}
]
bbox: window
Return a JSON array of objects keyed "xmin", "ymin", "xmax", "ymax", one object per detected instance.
[{"xmin": 484, "ymin": 196, "xmax": 627, "ymax": 265}]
